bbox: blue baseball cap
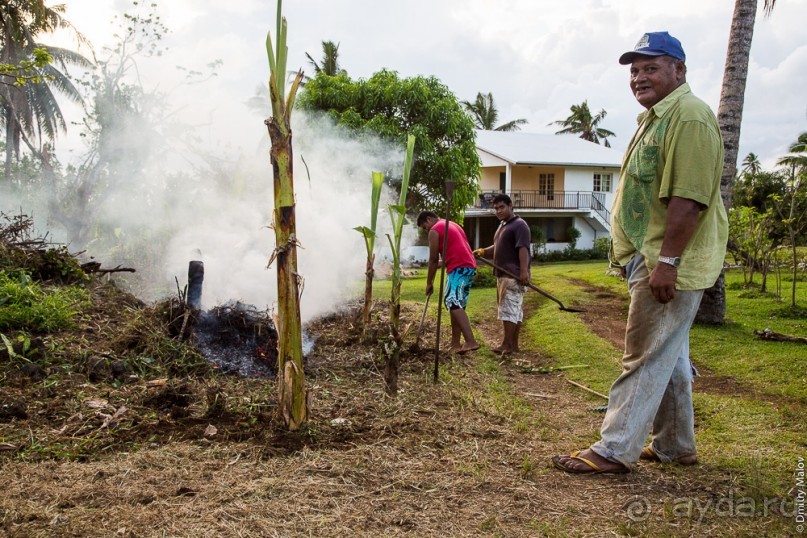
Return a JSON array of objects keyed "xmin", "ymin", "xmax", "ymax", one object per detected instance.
[{"xmin": 619, "ymin": 31, "xmax": 686, "ymax": 65}]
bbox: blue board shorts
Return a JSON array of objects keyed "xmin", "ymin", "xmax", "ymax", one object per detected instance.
[{"xmin": 444, "ymin": 267, "xmax": 475, "ymax": 310}]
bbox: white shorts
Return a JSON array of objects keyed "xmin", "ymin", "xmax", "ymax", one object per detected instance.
[{"xmin": 497, "ymin": 277, "xmax": 525, "ymax": 323}]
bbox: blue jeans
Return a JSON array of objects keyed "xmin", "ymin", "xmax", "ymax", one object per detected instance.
[{"xmin": 591, "ymin": 254, "xmax": 703, "ymax": 468}]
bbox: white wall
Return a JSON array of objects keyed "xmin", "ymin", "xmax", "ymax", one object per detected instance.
[
  {"xmin": 564, "ymin": 166, "xmax": 619, "ymax": 211},
  {"xmin": 573, "ymin": 216, "xmax": 603, "ymax": 250}
]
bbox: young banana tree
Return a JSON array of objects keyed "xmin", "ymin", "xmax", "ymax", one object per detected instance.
[
  {"xmin": 354, "ymin": 171, "xmax": 384, "ymax": 340},
  {"xmin": 383, "ymin": 134, "xmax": 416, "ymax": 396},
  {"xmin": 265, "ymin": 0, "xmax": 306, "ymax": 430}
]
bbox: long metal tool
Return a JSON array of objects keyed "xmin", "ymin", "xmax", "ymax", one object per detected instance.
[
  {"xmin": 475, "ymin": 255, "xmax": 585, "ymax": 313},
  {"xmin": 434, "ymin": 180, "xmax": 455, "ymax": 383}
]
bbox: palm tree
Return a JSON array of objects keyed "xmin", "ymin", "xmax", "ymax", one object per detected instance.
[
  {"xmin": 717, "ymin": 0, "xmax": 776, "ymax": 209},
  {"xmin": 698, "ymin": 0, "xmax": 776, "ymax": 324},
  {"xmin": 742, "ymin": 152, "xmax": 762, "ymax": 177},
  {"xmin": 462, "ymin": 92, "xmax": 528, "ymax": 131},
  {"xmin": 305, "ymin": 40, "xmax": 343, "ymax": 76},
  {"xmin": 776, "ymin": 131, "xmax": 807, "ymax": 171},
  {"xmin": 550, "ymin": 100, "xmax": 615, "ymax": 147},
  {"xmin": 0, "ymin": 0, "xmax": 89, "ymax": 179}
]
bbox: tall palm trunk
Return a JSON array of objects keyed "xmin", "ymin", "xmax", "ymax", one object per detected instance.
[
  {"xmin": 698, "ymin": 0, "xmax": 768, "ymax": 324},
  {"xmin": 265, "ymin": 0, "xmax": 306, "ymax": 429},
  {"xmin": 717, "ymin": 0, "xmax": 758, "ymax": 210}
]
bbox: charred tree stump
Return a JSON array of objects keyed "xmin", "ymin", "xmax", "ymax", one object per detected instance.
[
  {"xmin": 383, "ymin": 323, "xmax": 402, "ymax": 397},
  {"xmin": 187, "ymin": 260, "xmax": 204, "ymax": 311}
]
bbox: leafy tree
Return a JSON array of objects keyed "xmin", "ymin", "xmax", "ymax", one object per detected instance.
[
  {"xmin": 550, "ymin": 100, "xmax": 615, "ymax": 147},
  {"xmin": 773, "ymin": 131, "xmax": 807, "ymax": 307},
  {"xmin": 732, "ymin": 164, "xmax": 807, "ymax": 260},
  {"xmin": 733, "ymin": 169, "xmax": 789, "ymax": 214},
  {"xmin": 0, "ymin": 47, "xmax": 50, "ymax": 84},
  {"xmin": 0, "ymin": 0, "xmax": 90, "ymax": 179},
  {"xmin": 51, "ymin": 2, "xmax": 173, "ymax": 250},
  {"xmin": 297, "ymin": 69, "xmax": 481, "ymax": 218},
  {"xmin": 461, "ymin": 91, "xmax": 527, "ymax": 131},
  {"xmin": 727, "ymin": 205, "xmax": 777, "ymax": 288}
]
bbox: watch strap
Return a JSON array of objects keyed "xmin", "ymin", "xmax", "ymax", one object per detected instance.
[{"xmin": 658, "ymin": 255, "xmax": 681, "ymax": 268}]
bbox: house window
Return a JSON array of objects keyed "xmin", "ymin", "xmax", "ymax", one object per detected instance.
[
  {"xmin": 539, "ymin": 173, "xmax": 555, "ymax": 200},
  {"xmin": 593, "ymin": 173, "xmax": 612, "ymax": 192}
]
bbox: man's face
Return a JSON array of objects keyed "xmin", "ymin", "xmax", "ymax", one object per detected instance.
[
  {"xmin": 419, "ymin": 217, "xmax": 436, "ymax": 233},
  {"xmin": 493, "ymin": 201, "xmax": 512, "ymax": 222},
  {"xmin": 629, "ymin": 55, "xmax": 685, "ymax": 109}
]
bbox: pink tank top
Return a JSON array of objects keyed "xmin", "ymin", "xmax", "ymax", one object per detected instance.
[{"xmin": 433, "ymin": 219, "xmax": 476, "ymax": 273}]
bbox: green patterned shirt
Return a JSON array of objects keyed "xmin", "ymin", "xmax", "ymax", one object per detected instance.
[{"xmin": 610, "ymin": 83, "xmax": 728, "ymax": 290}]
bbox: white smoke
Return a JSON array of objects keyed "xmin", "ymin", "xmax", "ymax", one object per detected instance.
[
  {"xmin": 0, "ymin": 108, "xmax": 419, "ymax": 322},
  {"xmin": 162, "ymin": 111, "xmax": 415, "ymax": 320}
]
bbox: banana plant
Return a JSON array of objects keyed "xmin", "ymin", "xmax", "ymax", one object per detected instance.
[
  {"xmin": 354, "ymin": 171, "xmax": 385, "ymax": 340},
  {"xmin": 383, "ymin": 134, "xmax": 416, "ymax": 396},
  {"xmin": 265, "ymin": 0, "xmax": 306, "ymax": 430}
]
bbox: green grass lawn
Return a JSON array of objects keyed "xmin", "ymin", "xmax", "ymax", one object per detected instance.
[{"xmin": 376, "ymin": 259, "xmax": 805, "ymax": 500}]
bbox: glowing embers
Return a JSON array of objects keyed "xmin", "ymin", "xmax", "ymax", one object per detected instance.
[{"xmin": 193, "ymin": 303, "xmax": 278, "ymax": 377}]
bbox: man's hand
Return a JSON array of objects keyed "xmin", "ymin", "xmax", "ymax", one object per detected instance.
[
  {"xmin": 649, "ymin": 263, "xmax": 677, "ymax": 304},
  {"xmin": 519, "ymin": 269, "xmax": 531, "ymax": 286},
  {"xmin": 473, "ymin": 248, "xmax": 486, "ymax": 257},
  {"xmin": 425, "ymin": 283, "xmax": 434, "ymax": 297}
]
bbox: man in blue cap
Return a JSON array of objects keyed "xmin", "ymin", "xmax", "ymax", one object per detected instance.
[{"xmin": 553, "ymin": 32, "xmax": 728, "ymax": 474}]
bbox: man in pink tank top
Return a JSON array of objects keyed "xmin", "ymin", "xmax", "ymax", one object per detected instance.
[{"xmin": 417, "ymin": 211, "xmax": 480, "ymax": 354}]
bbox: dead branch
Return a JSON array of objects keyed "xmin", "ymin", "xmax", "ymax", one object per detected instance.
[{"xmin": 753, "ymin": 328, "xmax": 807, "ymax": 344}]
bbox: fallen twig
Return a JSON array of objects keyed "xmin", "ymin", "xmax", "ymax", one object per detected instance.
[
  {"xmin": 519, "ymin": 364, "xmax": 588, "ymax": 375},
  {"xmin": 566, "ymin": 379, "xmax": 609, "ymax": 401}
]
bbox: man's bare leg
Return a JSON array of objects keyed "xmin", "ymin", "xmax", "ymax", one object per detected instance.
[
  {"xmin": 450, "ymin": 316, "xmax": 462, "ymax": 351},
  {"xmin": 450, "ymin": 308, "xmax": 479, "ymax": 353},
  {"xmin": 513, "ymin": 322, "xmax": 522, "ymax": 352},
  {"xmin": 493, "ymin": 321, "xmax": 517, "ymax": 353}
]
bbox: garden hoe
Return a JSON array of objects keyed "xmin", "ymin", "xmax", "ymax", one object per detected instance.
[{"xmin": 474, "ymin": 256, "xmax": 585, "ymax": 313}]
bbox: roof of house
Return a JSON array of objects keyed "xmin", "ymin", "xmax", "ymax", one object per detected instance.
[{"xmin": 475, "ymin": 130, "xmax": 623, "ymax": 168}]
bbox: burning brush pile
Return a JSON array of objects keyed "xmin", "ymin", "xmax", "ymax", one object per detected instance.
[
  {"xmin": 165, "ymin": 260, "xmax": 281, "ymax": 378},
  {"xmin": 192, "ymin": 303, "xmax": 278, "ymax": 377}
]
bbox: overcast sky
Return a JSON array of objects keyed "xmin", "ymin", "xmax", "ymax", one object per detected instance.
[{"xmin": 52, "ymin": 0, "xmax": 807, "ymax": 169}]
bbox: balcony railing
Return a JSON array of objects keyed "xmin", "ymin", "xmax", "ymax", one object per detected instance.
[{"xmin": 475, "ymin": 190, "xmax": 610, "ymax": 224}]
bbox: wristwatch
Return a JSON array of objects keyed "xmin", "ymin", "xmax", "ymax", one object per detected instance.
[{"xmin": 658, "ymin": 255, "xmax": 681, "ymax": 268}]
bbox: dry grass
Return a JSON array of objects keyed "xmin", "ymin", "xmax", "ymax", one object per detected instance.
[{"xmin": 0, "ymin": 293, "xmax": 797, "ymax": 537}]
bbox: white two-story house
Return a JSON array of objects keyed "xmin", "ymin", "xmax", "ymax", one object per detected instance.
[{"xmin": 463, "ymin": 130, "xmax": 623, "ymax": 252}]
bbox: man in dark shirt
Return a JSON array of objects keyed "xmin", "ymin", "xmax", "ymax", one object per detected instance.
[{"xmin": 474, "ymin": 194, "xmax": 531, "ymax": 353}]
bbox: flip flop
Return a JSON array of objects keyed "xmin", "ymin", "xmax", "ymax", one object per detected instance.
[
  {"xmin": 640, "ymin": 446, "xmax": 698, "ymax": 465},
  {"xmin": 552, "ymin": 450, "xmax": 629, "ymax": 474}
]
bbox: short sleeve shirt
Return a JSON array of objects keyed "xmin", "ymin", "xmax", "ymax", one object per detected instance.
[
  {"xmin": 610, "ymin": 83, "xmax": 728, "ymax": 290},
  {"xmin": 493, "ymin": 215, "xmax": 531, "ymax": 277},
  {"xmin": 433, "ymin": 219, "xmax": 476, "ymax": 273}
]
